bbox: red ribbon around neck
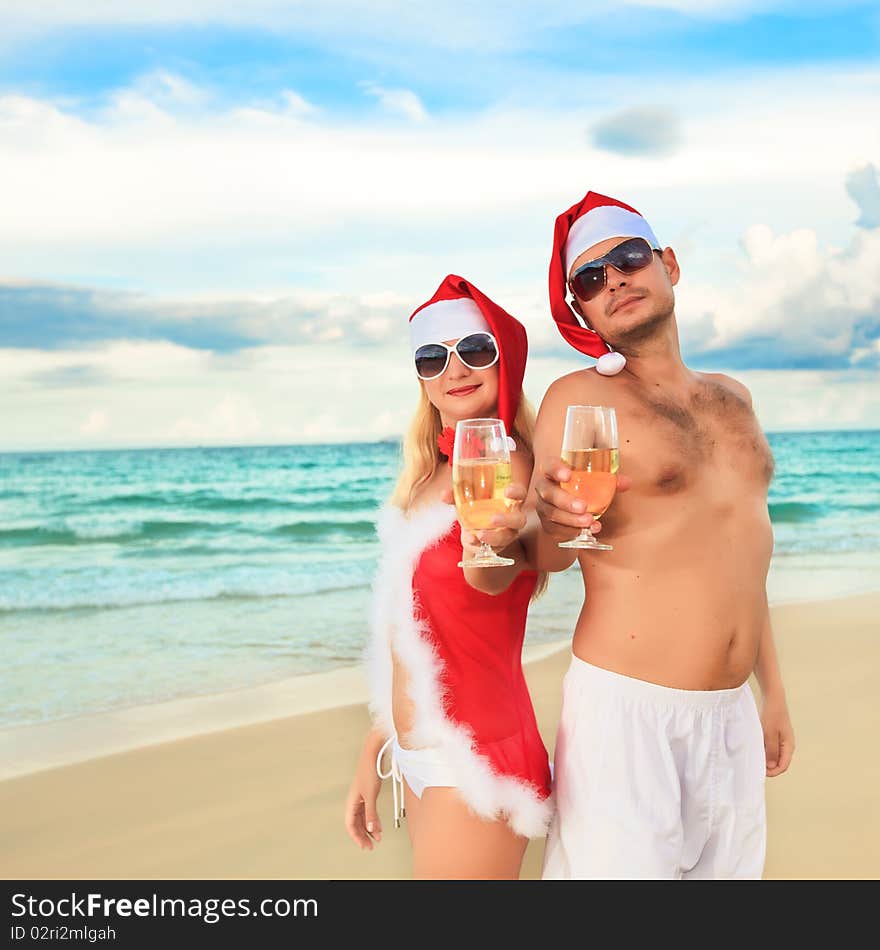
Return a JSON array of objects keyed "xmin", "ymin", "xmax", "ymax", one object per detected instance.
[{"xmin": 437, "ymin": 426, "xmax": 455, "ymax": 465}]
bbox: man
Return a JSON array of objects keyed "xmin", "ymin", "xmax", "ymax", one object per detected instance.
[{"xmin": 508, "ymin": 191, "xmax": 793, "ymax": 879}]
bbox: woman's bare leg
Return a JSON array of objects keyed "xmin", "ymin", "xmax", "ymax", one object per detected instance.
[
  {"xmin": 402, "ymin": 779, "xmax": 422, "ymax": 849},
  {"xmin": 410, "ymin": 787, "xmax": 527, "ymax": 879}
]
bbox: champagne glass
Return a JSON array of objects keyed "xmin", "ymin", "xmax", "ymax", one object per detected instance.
[
  {"xmin": 557, "ymin": 405, "xmax": 619, "ymax": 551},
  {"xmin": 453, "ymin": 418, "xmax": 516, "ymax": 569}
]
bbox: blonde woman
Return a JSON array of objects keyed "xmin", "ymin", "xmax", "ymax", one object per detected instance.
[{"xmin": 343, "ymin": 276, "xmax": 552, "ymax": 879}]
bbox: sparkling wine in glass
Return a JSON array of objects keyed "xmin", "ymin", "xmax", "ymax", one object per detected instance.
[
  {"xmin": 453, "ymin": 418, "xmax": 516, "ymax": 569},
  {"xmin": 558, "ymin": 405, "xmax": 619, "ymax": 551}
]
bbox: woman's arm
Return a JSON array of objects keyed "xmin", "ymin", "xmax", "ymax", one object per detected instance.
[{"xmin": 344, "ymin": 726, "xmax": 388, "ymax": 850}]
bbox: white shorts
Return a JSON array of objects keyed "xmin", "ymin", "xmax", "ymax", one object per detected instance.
[{"xmin": 542, "ymin": 656, "xmax": 766, "ymax": 880}]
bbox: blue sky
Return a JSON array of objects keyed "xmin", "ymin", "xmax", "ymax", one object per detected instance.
[
  {"xmin": 3, "ymin": 3, "xmax": 878, "ymax": 105},
  {"xmin": 1, "ymin": 1, "xmax": 878, "ymax": 448}
]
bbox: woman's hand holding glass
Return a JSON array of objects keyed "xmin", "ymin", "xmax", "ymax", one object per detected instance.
[
  {"xmin": 456, "ymin": 481, "xmax": 528, "ymax": 564},
  {"xmin": 451, "ymin": 418, "xmax": 525, "ymax": 569}
]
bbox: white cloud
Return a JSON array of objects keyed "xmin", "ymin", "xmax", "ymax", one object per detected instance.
[
  {"xmin": 742, "ymin": 369, "xmax": 880, "ymax": 432},
  {"xmin": 525, "ymin": 356, "xmax": 880, "ymax": 434},
  {"xmin": 140, "ymin": 70, "xmax": 206, "ymax": 107},
  {"xmin": 281, "ymin": 90, "xmax": 317, "ymax": 117},
  {"xmin": 676, "ymin": 223, "xmax": 880, "ymax": 368},
  {"xmin": 846, "ymin": 163, "xmax": 880, "ymax": 230},
  {"xmin": 97, "ymin": 71, "xmax": 208, "ymax": 125},
  {"xmin": 359, "ymin": 82, "xmax": 428, "ymax": 123},
  {"xmin": 168, "ymin": 394, "xmax": 263, "ymax": 442},
  {"xmin": 2, "ymin": 339, "xmax": 876, "ymax": 452},
  {"xmin": 0, "ymin": 276, "xmax": 425, "ymax": 352},
  {"xmin": 0, "ymin": 2, "xmax": 562, "ymax": 54},
  {"xmin": 0, "ymin": 340, "xmax": 419, "ymax": 450},
  {"xmin": 3, "ymin": 207, "xmax": 877, "ymax": 373},
  {"xmin": 0, "ymin": 59, "xmax": 877, "ymax": 446},
  {"xmin": 0, "ymin": 65, "xmax": 877, "ymax": 298},
  {"xmin": 0, "ymin": 1, "xmax": 855, "ymax": 35},
  {"xmin": 79, "ymin": 409, "xmax": 108, "ymax": 435}
]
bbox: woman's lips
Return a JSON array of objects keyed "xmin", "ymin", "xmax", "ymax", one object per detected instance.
[{"xmin": 447, "ymin": 384, "xmax": 480, "ymax": 396}]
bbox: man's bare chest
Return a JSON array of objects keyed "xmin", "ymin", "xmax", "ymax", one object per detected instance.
[{"xmin": 614, "ymin": 385, "xmax": 774, "ymax": 496}]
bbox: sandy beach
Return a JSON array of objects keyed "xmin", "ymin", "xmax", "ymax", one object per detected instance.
[{"xmin": 2, "ymin": 593, "xmax": 878, "ymax": 880}]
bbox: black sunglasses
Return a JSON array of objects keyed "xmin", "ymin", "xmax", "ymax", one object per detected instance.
[
  {"xmin": 414, "ymin": 332, "xmax": 499, "ymax": 381},
  {"xmin": 568, "ymin": 237, "xmax": 660, "ymax": 303}
]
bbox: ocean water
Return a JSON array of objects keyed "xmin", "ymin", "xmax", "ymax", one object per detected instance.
[{"xmin": 1, "ymin": 431, "xmax": 879, "ymax": 728}]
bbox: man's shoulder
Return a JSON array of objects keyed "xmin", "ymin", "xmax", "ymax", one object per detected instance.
[
  {"xmin": 543, "ymin": 366, "xmax": 607, "ymax": 403},
  {"xmin": 700, "ymin": 371, "xmax": 753, "ymax": 408}
]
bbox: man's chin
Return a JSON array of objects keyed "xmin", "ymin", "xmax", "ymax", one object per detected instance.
[{"xmin": 605, "ymin": 310, "xmax": 670, "ymax": 348}]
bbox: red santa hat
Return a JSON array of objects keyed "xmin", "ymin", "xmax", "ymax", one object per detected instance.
[
  {"xmin": 409, "ymin": 275, "xmax": 527, "ymax": 438},
  {"xmin": 549, "ymin": 190, "xmax": 660, "ymax": 376}
]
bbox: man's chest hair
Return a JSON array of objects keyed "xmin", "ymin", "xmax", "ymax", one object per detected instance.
[{"xmin": 622, "ymin": 377, "xmax": 775, "ymax": 484}]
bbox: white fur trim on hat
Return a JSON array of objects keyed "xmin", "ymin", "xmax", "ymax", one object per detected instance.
[
  {"xmin": 565, "ymin": 205, "xmax": 660, "ymax": 277},
  {"xmin": 409, "ymin": 298, "xmax": 491, "ymax": 353}
]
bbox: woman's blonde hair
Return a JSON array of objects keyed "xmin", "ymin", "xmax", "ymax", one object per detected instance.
[{"xmin": 390, "ymin": 382, "xmax": 548, "ymax": 599}]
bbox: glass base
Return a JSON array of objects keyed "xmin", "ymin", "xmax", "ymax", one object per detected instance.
[
  {"xmin": 459, "ymin": 554, "xmax": 516, "ymax": 568},
  {"xmin": 557, "ymin": 539, "xmax": 613, "ymax": 550},
  {"xmin": 558, "ymin": 527, "xmax": 612, "ymax": 551}
]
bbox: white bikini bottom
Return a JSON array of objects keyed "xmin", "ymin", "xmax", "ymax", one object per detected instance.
[{"xmin": 376, "ymin": 735, "xmax": 457, "ymax": 827}]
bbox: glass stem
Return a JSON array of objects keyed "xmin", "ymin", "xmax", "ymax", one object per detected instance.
[{"xmin": 581, "ymin": 518, "xmax": 599, "ymax": 543}]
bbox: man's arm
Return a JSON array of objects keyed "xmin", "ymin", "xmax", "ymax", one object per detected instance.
[
  {"xmin": 521, "ymin": 370, "xmax": 608, "ymax": 573},
  {"xmin": 754, "ymin": 595, "xmax": 795, "ymax": 777},
  {"xmin": 457, "ymin": 369, "xmax": 626, "ymax": 579},
  {"xmin": 716, "ymin": 372, "xmax": 795, "ymax": 777}
]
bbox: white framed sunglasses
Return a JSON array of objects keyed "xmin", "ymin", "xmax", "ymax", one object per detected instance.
[{"xmin": 414, "ymin": 332, "xmax": 499, "ymax": 381}]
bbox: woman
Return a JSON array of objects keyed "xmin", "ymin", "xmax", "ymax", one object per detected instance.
[{"xmin": 343, "ymin": 275, "xmax": 552, "ymax": 879}]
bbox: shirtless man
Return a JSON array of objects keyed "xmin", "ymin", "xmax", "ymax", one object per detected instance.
[{"xmin": 467, "ymin": 191, "xmax": 794, "ymax": 879}]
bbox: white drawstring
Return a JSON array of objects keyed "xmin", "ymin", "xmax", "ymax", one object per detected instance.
[{"xmin": 376, "ymin": 735, "xmax": 406, "ymax": 828}]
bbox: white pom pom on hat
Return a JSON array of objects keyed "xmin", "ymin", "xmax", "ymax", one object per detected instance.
[{"xmin": 596, "ymin": 351, "xmax": 627, "ymax": 376}]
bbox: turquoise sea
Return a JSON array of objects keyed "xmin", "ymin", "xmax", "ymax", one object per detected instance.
[{"xmin": 1, "ymin": 430, "xmax": 879, "ymax": 728}]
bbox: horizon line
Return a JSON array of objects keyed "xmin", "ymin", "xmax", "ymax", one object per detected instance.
[{"xmin": 2, "ymin": 426, "xmax": 879, "ymax": 456}]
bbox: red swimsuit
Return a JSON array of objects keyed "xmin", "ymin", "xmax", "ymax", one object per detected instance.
[{"xmin": 367, "ymin": 501, "xmax": 552, "ymax": 837}]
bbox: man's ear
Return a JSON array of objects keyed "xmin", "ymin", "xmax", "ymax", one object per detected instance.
[{"xmin": 660, "ymin": 246, "xmax": 681, "ymax": 287}]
